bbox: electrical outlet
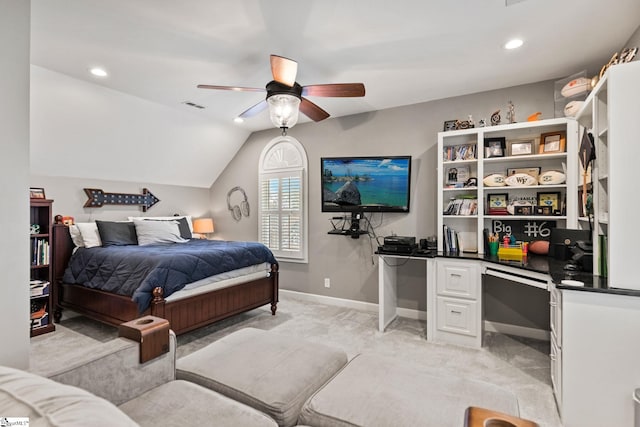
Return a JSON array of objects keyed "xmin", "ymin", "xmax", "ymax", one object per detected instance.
[{"xmin": 324, "ymin": 278, "xmax": 330, "ymax": 288}]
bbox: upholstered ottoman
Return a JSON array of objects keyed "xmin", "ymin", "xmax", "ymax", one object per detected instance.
[
  {"xmin": 298, "ymin": 353, "xmax": 521, "ymax": 427},
  {"xmin": 119, "ymin": 380, "xmax": 278, "ymax": 427},
  {"xmin": 176, "ymin": 327, "xmax": 348, "ymax": 427}
]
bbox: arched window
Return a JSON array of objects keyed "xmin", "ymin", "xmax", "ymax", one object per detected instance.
[{"xmin": 258, "ymin": 135, "xmax": 308, "ymax": 263}]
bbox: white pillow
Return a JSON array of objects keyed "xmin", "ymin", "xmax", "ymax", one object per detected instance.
[
  {"xmin": 133, "ymin": 219, "xmax": 188, "ymax": 246},
  {"xmin": 75, "ymin": 222, "xmax": 102, "ymax": 248},
  {"xmin": 128, "ymin": 215, "xmax": 193, "ymax": 232},
  {"xmin": 69, "ymin": 225, "xmax": 85, "ymax": 247}
]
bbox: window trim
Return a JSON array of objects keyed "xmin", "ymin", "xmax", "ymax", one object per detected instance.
[{"xmin": 258, "ymin": 135, "xmax": 308, "ymax": 263}]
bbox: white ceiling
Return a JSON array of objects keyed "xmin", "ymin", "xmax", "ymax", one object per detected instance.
[{"xmin": 30, "ymin": 0, "xmax": 640, "ymax": 186}]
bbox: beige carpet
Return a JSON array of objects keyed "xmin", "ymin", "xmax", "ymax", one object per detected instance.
[{"xmin": 30, "ymin": 293, "xmax": 561, "ymax": 427}]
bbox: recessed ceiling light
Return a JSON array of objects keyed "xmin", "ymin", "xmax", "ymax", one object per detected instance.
[
  {"xmin": 233, "ymin": 117, "xmax": 244, "ymax": 124},
  {"xmin": 89, "ymin": 67, "xmax": 108, "ymax": 77},
  {"xmin": 504, "ymin": 39, "xmax": 524, "ymax": 50}
]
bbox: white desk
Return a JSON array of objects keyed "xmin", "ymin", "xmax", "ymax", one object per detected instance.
[
  {"xmin": 378, "ymin": 253, "xmax": 552, "ymax": 347},
  {"xmin": 377, "ymin": 254, "xmax": 436, "ymax": 339}
]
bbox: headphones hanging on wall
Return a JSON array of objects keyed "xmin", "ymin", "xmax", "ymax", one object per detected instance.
[{"xmin": 227, "ymin": 186, "xmax": 250, "ymax": 221}]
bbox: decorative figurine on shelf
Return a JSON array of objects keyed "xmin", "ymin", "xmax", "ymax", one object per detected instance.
[
  {"xmin": 468, "ymin": 115, "xmax": 475, "ymax": 128},
  {"xmin": 455, "ymin": 119, "xmax": 471, "ymax": 129},
  {"xmin": 490, "ymin": 110, "xmax": 501, "ymax": 126},
  {"xmin": 507, "ymin": 101, "xmax": 516, "ymax": 124},
  {"xmin": 527, "ymin": 112, "xmax": 542, "ymax": 122},
  {"xmin": 478, "ymin": 118, "xmax": 487, "ymax": 127}
]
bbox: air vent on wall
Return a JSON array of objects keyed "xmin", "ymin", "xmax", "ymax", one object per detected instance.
[{"xmin": 182, "ymin": 101, "xmax": 206, "ymax": 109}]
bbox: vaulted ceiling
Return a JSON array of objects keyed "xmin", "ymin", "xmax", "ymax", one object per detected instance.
[{"xmin": 30, "ymin": 0, "xmax": 640, "ymax": 187}]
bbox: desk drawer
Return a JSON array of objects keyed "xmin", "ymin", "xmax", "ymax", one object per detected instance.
[
  {"xmin": 436, "ymin": 260, "xmax": 479, "ymax": 299},
  {"xmin": 436, "ymin": 296, "xmax": 478, "ymax": 337}
]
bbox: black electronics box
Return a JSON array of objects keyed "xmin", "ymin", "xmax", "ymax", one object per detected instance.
[
  {"xmin": 383, "ymin": 236, "xmax": 416, "ymax": 246},
  {"xmin": 379, "ymin": 244, "xmax": 417, "ymax": 254}
]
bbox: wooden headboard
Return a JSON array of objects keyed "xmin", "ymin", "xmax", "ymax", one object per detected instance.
[{"xmin": 51, "ymin": 224, "xmax": 74, "ymax": 298}]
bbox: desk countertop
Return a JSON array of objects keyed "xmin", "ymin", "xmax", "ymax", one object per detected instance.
[{"xmin": 377, "ymin": 250, "xmax": 640, "ymax": 297}]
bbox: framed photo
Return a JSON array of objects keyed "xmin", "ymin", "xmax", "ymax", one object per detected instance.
[
  {"xmin": 29, "ymin": 188, "xmax": 46, "ymax": 199},
  {"xmin": 445, "ymin": 165, "xmax": 470, "ymax": 185},
  {"xmin": 443, "ymin": 120, "xmax": 457, "ymax": 132},
  {"xmin": 537, "ymin": 191, "xmax": 561, "ymax": 212},
  {"xmin": 507, "ymin": 167, "xmax": 541, "ymax": 179},
  {"xmin": 514, "ymin": 205, "xmax": 533, "ymax": 216},
  {"xmin": 487, "ymin": 193, "xmax": 508, "ymax": 209},
  {"xmin": 484, "ymin": 137, "xmax": 506, "ymax": 158},
  {"xmin": 539, "ymin": 131, "xmax": 566, "ymax": 154},
  {"xmin": 507, "ymin": 137, "xmax": 538, "ymax": 156}
]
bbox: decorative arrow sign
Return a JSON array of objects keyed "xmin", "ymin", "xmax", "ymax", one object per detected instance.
[{"xmin": 83, "ymin": 188, "xmax": 160, "ymax": 212}]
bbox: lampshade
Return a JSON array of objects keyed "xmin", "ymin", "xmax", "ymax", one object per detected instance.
[
  {"xmin": 268, "ymin": 94, "xmax": 300, "ymax": 129},
  {"xmin": 193, "ymin": 218, "xmax": 214, "ymax": 234}
]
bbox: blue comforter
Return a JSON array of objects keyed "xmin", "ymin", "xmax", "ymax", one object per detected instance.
[{"xmin": 62, "ymin": 239, "xmax": 278, "ymax": 312}]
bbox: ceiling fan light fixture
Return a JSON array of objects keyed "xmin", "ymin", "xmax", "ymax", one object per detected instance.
[{"xmin": 267, "ymin": 94, "xmax": 300, "ymax": 129}]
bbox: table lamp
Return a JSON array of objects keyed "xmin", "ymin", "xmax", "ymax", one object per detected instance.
[{"xmin": 193, "ymin": 217, "xmax": 214, "ymax": 239}]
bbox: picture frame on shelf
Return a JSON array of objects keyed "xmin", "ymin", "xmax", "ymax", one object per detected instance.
[
  {"xmin": 446, "ymin": 165, "xmax": 470, "ymax": 186},
  {"xmin": 537, "ymin": 191, "xmax": 561, "ymax": 212},
  {"xmin": 29, "ymin": 188, "xmax": 46, "ymax": 199},
  {"xmin": 507, "ymin": 167, "xmax": 541, "ymax": 179},
  {"xmin": 514, "ymin": 205, "xmax": 533, "ymax": 216},
  {"xmin": 484, "ymin": 137, "xmax": 506, "ymax": 158},
  {"xmin": 443, "ymin": 120, "xmax": 458, "ymax": 132},
  {"xmin": 487, "ymin": 192, "xmax": 508, "ymax": 212},
  {"xmin": 539, "ymin": 131, "xmax": 566, "ymax": 154},
  {"xmin": 506, "ymin": 137, "xmax": 538, "ymax": 156}
]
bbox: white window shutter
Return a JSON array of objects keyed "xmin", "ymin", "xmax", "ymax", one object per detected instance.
[{"xmin": 259, "ymin": 136, "xmax": 308, "ymax": 263}]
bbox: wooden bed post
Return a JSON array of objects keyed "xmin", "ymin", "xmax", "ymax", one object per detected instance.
[
  {"xmin": 150, "ymin": 287, "xmax": 166, "ymax": 319},
  {"xmin": 270, "ymin": 264, "xmax": 279, "ymax": 315}
]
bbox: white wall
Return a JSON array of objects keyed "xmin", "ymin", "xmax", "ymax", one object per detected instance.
[
  {"xmin": 210, "ymin": 79, "xmax": 557, "ymax": 313},
  {"xmin": 0, "ymin": 0, "xmax": 31, "ymax": 369},
  {"xmin": 30, "ymin": 65, "xmax": 250, "ymax": 189}
]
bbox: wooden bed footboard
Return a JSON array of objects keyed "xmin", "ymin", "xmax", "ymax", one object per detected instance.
[{"xmin": 51, "ymin": 224, "xmax": 279, "ymax": 335}]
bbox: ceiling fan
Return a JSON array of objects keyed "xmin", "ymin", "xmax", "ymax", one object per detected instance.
[{"xmin": 198, "ymin": 55, "xmax": 365, "ymax": 130}]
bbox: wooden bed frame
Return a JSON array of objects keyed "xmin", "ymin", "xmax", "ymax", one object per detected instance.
[{"xmin": 51, "ymin": 224, "xmax": 279, "ymax": 335}]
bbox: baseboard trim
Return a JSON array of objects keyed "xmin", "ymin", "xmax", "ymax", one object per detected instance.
[
  {"xmin": 484, "ymin": 320, "xmax": 550, "ymax": 341},
  {"xmin": 280, "ymin": 289, "xmax": 427, "ymax": 321}
]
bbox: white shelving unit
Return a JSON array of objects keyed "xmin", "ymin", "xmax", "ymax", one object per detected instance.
[
  {"xmin": 437, "ymin": 118, "xmax": 578, "ymax": 254},
  {"xmin": 574, "ymin": 60, "xmax": 640, "ymax": 288}
]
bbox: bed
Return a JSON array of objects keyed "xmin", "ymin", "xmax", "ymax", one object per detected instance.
[{"xmin": 51, "ymin": 223, "xmax": 279, "ymax": 335}]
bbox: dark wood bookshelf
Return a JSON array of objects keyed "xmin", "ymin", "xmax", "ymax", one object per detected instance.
[{"xmin": 30, "ymin": 198, "xmax": 55, "ymax": 337}]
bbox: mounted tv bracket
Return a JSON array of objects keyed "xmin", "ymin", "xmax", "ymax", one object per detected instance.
[
  {"xmin": 349, "ymin": 212, "xmax": 363, "ymax": 238},
  {"xmin": 326, "ymin": 212, "xmax": 367, "ymax": 238}
]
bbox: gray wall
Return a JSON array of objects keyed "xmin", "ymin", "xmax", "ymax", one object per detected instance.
[
  {"xmin": 0, "ymin": 0, "xmax": 30, "ymax": 369},
  {"xmin": 210, "ymin": 79, "xmax": 557, "ymax": 314},
  {"xmin": 623, "ymin": 24, "xmax": 640, "ymax": 52},
  {"xmin": 30, "ymin": 175, "xmax": 212, "ymax": 223}
]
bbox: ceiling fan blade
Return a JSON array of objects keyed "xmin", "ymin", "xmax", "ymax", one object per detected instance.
[
  {"xmin": 300, "ymin": 97, "xmax": 330, "ymax": 122},
  {"xmin": 302, "ymin": 83, "xmax": 365, "ymax": 98},
  {"xmin": 238, "ymin": 99, "xmax": 268, "ymax": 118},
  {"xmin": 197, "ymin": 84, "xmax": 265, "ymax": 93},
  {"xmin": 270, "ymin": 55, "xmax": 298, "ymax": 87}
]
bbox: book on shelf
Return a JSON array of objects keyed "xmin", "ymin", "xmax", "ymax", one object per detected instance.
[
  {"xmin": 31, "ymin": 238, "xmax": 49, "ymax": 266},
  {"xmin": 444, "ymin": 197, "xmax": 478, "ymax": 216},
  {"xmin": 443, "ymin": 225, "xmax": 477, "ymax": 254},
  {"xmin": 443, "ymin": 143, "xmax": 476, "ymax": 162}
]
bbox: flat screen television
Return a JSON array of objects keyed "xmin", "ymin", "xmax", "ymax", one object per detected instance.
[{"xmin": 321, "ymin": 156, "xmax": 411, "ymax": 213}]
